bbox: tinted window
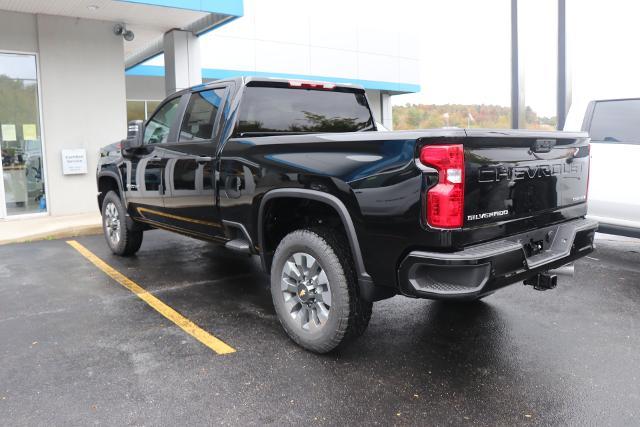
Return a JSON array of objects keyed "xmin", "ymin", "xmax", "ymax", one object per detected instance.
[
  {"xmin": 173, "ymin": 159, "xmax": 197, "ymax": 190},
  {"xmin": 180, "ymin": 88, "xmax": 225, "ymax": 141},
  {"xmin": 144, "ymin": 97, "xmax": 180, "ymax": 145},
  {"xmin": 236, "ymin": 86, "xmax": 374, "ymax": 135},
  {"xmin": 589, "ymin": 100, "xmax": 640, "ymax": 144}
]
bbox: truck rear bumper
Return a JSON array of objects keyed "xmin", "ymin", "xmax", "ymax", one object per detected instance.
[{"xmin": 398, "ymin": 218, "xmax": 598, "ymax": 300}]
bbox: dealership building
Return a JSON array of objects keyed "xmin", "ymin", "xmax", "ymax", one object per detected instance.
[{"xmin": 0, "ymin": 0, "xmax": 420, "ymax": 222}]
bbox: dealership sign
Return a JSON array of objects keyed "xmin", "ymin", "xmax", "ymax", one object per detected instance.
[{"xmin": 61, "ymin": 149, "xmax": 88, "ymax": 175}]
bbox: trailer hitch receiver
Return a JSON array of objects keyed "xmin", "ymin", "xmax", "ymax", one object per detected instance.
[{"xmin": 524, "ymin": 272, "xmax": 558, "ymax": 291}]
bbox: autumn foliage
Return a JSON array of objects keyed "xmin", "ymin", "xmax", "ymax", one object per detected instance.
[{"xmin": 392, "ymin": 103, "xmax": 557, "ymax": 130}]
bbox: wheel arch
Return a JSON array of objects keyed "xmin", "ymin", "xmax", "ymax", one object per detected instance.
[
  {"xmin": 97, "ymin": 171, "xmax": 126, "ymax": 210},
  {"xmin": 257, "ymin": 188, "xmax": 373, "ymax": 289}
]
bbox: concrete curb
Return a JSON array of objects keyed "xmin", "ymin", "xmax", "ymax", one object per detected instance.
[{"xmin": 0, "ymin": 224, "xmax": 103, "ymax": 245}]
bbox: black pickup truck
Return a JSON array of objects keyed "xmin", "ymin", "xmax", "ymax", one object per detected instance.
[{"xmin": 97, "ymin": 77, "xmax": 597, "ymax": 353}]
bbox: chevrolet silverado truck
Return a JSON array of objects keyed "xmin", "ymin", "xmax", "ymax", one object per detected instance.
[{"xmin": 97, "ymin": 77, "xmax": 597, "ymax": 353}]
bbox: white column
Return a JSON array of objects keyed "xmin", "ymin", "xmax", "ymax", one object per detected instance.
[
  {"xmin": 381, "ymin": 93, "xmax": 393, "ymax": 130},
  {"xmin": 163, "ymin": 29, "xmax": 201, "ymax": 95}
]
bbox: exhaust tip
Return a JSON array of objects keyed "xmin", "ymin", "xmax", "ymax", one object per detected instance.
[{"xmin": 548, "ymin": 263, "xmax": 575, "ymax": 277}]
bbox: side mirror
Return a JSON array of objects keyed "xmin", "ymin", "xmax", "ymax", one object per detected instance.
[{"xmin": 123, "ymin": 120, "xmax": 144, "ymax": 151}]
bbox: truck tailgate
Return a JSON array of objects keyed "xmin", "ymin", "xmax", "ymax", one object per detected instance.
[{"xmin": 462, "ymin": 130, "xmax": 590, "ymax": 240}]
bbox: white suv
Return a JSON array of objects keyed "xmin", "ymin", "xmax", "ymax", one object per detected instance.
[{"xmin": 566, "ymin": 98, "xmax": 640, "ymax": 237}]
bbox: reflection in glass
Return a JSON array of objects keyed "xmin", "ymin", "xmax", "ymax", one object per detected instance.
[
  {"xmin": 0, "ymin": 53, "xmax": 46, "ymax": 216},
  {"xmin": 143, "ymin": 97, "xmax": 180, "ymax": 145},
  {"xmin": 589, "ymin": 100, "xmax": 640, "ymax": 144},
  {"xmin": 126, "ymin": 100, "xmax": 145, "ymax": 122},
  {"xmin": 179, "ymin": 88, "xmax": 224, "ymax": 141},
  {"xmin": 520, "ymin": 0, "xmax": 558, "ymax": 130},
  {"xmin": 146, "ymin": 101, "xmax": 161, "ymax": 118},
  {"xmin": 173, "ymin": 159, "xmax": 197, "ymax": 190},
  {"xmin": 126, "ymin": 100, "xmax": 163, "ymax": 122}
]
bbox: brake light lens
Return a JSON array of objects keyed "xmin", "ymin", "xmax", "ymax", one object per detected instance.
[
  {"xmin": 289, "ymin": 80, "xmax": 335, "ymax": 90},
  {"xmin": 420, "ymin": 144, "xmax": 465, "ymax": 228}
]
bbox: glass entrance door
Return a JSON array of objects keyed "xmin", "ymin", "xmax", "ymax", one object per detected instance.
[{"xmin": 0, "ymin": 52, "xmax": 46, "ymax": 217}]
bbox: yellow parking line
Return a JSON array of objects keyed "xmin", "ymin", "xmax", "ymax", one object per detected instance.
[{"xmin": 66, "ymin": 240, "xmax": 236, "ymax": 355}]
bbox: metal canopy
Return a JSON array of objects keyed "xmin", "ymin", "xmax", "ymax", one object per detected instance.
[{"xmin": 0, "ymin": 0, "xmax": 243, "ymax": 69}]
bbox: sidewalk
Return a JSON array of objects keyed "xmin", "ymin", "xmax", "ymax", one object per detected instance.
[{"xmin": 0, "ymin": 212, "xmax": 102, "ymax": 245}]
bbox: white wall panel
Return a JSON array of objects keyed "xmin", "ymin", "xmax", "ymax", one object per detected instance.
[
  {"xmin": 136, "ymin": 0, "xmax": 421, "ymax": 91},
  {"xmin": 200, "ymin": 36, "xmax": 256, "ymax": 71},
  {"xmin": 398, "ymin": 58, "xmax": 420, "ymax": 85},
  {"xmin": 37, "ymin": 14, "xmax": 127, "ymax": 216},
  {"xmin": 126, "ymin": 75, "xmax": 165, "ymax": 100},
  {"xmin": 0, "ymin": 10, "xmax": 38, "ymax": 53},
  {"xmin": 309, "ymin": 14, "xmax": 357, "ymax": 51},
  {"xmin": 358, "ymin": 53, "xmax": 398, "ymax": 83},
  {"xmin": 255, "ymin": 40, "xmax": 309, "ymax": 75},
  {"xmin": 254, "ymin": 0, "xmax": 309, "ymax": 45},
  {"xmin": 358, "ymin": 26, "xmax": 399, "ymax": 57},
  {"xmin": 309, "ymin": 47, "xmax": 357, "ymax": 78},
  {"xmin": 398, "ymin": 32, "xmax": 420, "ymax": 60},
  {"xmin": 212, "ymin": 0, "xmax": 257, "ymax": 39}
]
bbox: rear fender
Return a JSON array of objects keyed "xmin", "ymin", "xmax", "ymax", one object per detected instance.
[{"xmin": 257, "ymin": 188, "xmax": 391, "ymax": 301}]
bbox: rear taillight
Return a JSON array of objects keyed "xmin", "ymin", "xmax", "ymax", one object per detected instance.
[{"xmin": 419, "ymin": 144, "xmax": 465, "ymax": 228}]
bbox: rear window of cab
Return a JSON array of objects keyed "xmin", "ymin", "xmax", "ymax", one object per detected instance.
[{"xmin": 235, "ymin": 85, "xmax": 375, "ymax": 136}]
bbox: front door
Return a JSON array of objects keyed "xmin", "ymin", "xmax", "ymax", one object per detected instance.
[
  {"xmin": 125, "ymin": 94, "xmax": 183, "ymax": 226},
  {"xmin": 0, "ymin": 52, "xmax": 46, "ymax": 218},
  {"xmin": 161, "ymin": 86, "xmax": 228, "ymax": 240}
]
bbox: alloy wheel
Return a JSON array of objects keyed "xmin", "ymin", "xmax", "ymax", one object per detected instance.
[
  {"xmin": 281, "ymin": 252, "xmax": 332, "ymax": 331},
  {"xmin": 104, "ymin": 202, "xmax": 121, "ymax": 245}
]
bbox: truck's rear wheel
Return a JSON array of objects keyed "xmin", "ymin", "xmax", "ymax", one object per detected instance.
[
  {"xmin": 270, "ymin": 227, "xmax": 372, "ymax": 353},
  {"xmin": 101, "ymin": 191, "xmax": 143, "ymax": 256}
]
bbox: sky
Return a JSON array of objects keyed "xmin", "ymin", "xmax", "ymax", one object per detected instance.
[{"xmin": 390, "ymin": 0, "xmax": 640, "ymax": 120}]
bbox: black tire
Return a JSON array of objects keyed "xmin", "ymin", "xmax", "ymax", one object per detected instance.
[
  {"xmin": 270, "ymin": 227, "xmax": 372, "ymax": 353},
  {"xmin": 101, "ymin": 190, "xmax": 143, "ymax": 256}
]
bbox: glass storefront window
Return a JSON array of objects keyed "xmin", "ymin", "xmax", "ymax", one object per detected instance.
[
  {"xmin": 392, "ymin": 0, "xmax": 511, "ymax": 130},
  {"xmin": 126, "ymin": 100, "xmax": 163, "ymax": 123},
  {"xmin": 126, "ymin": 100, "xmax": 145, "ymax": 122},
  {"xmin": 0, "ymin": 52, "xmax": 46, "ymax": 217},
  {"xmin": 146, "ymin": 101, "xmax": 161, "ymax": 117},
  {"xmin": 520, "ymin": 0, "xmax": 558, "ymax": 130}
]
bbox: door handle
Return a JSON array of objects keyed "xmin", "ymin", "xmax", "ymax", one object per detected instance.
[{"xmin": 196, "ymin": 156, "xmax": 213, "ymax": 163}]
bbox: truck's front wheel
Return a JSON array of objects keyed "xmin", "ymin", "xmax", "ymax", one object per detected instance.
[
  {"xmin": 101, "ymin": 191, "xmax": 143, "ymax": 256},
  {"xmin": 270, "ymin": 227, "xmax": 372, "ymax": 353}
]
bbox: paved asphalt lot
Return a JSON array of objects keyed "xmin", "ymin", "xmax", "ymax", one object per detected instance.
[{"xmin": 1, "ymin": 231, "xmax": 639, "ymax": 426}]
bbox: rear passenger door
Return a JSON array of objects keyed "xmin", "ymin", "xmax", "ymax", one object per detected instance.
[
  {"xmin": 586, "ymin": 99, "xmax": 640, "ymax": 228},
  {"xmin": 161, "ymin": 85, "xmax": 228, "ymax": 240}
]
